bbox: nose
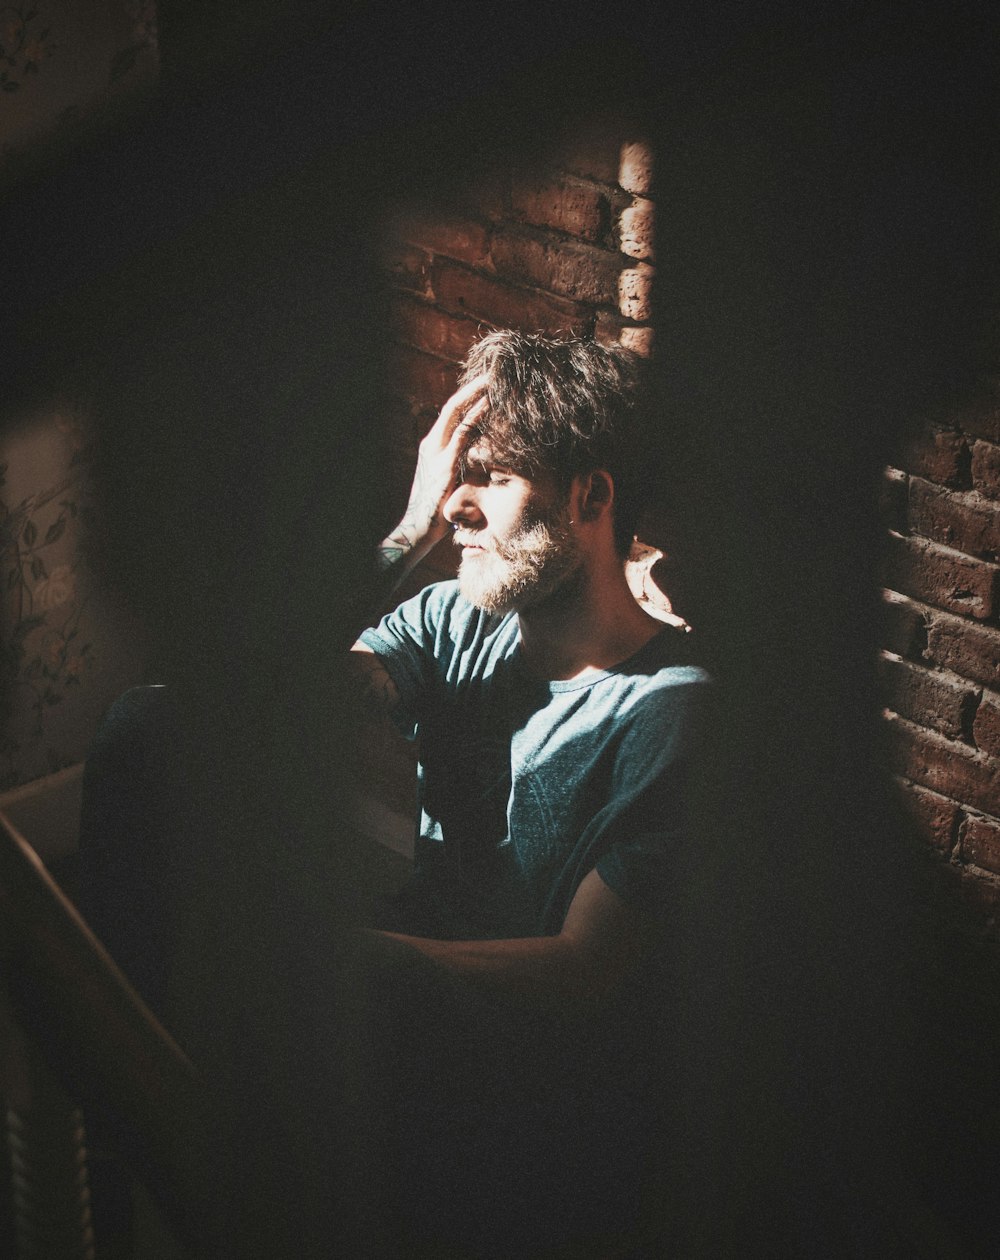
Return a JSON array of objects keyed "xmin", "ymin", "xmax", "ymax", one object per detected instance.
[{"xmin": 443, "ymin": 481, "xmax": 484, "ymax": 528}]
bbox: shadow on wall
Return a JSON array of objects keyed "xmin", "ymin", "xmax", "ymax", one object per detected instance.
[
  {"xmin": 2, "ymin": 2, "xmax": 1000, "ymax": 1255},
  {"xmin": 0, "ymin": 0, "xmax": 158, "ymax": 191},
  {"xmin": 0, "ymin": 0, "xmax": 162, "ymax": 792},
  {"xmin": 643, "ymin": 10, "xmax": 1000, "ymax": 1253},
  {"xmin": 0, "ymin": 408, "xmax": 148, "ymax": 792}
]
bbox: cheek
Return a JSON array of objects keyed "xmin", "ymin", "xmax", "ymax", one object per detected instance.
[{"xmin": 486, "ymin": 491, "xmax": 533, "ymax": 534}]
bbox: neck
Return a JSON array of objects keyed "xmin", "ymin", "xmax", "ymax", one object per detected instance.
[{"xmin": 517, "ymin": 558, "xmax": 662, "ymax": 681}]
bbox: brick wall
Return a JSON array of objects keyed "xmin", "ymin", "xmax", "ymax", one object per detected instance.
[
  {"xmin": 882, "ymin": 395, "xmax": 1000, "ymax": 921},
  {"xmin": 368, "ymin": 125, "xmax": 1000, "ymax": 935},
  {"xmin": 379, "ymin": 133, "xmax": 655, "ymax": 549}
]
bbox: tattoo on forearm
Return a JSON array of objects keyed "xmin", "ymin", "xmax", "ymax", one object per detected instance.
[
  {"xmin": 373, "ymin": 448, "xmax": 453, "ymax": 582},
  {"xmin": 376, "ymin": 526, "xmax": 414, "ymax": 573},
  {"xmin": 408, "ymin": 458, "xmax": 441, "ymax": 529},
  {"xmin": 376, "ymin": 482, "xmax": 444, "ymax": 574}
]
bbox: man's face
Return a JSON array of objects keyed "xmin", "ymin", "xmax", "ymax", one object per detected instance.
[{"xmin": 444, "ymin": 442, "xmax": 582, "ymax": 616}]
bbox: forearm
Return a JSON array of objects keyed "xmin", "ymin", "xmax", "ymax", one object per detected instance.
[
  {"xmin": 374, "ymin": 929, "xmax": 623, "ymax": 1012},
  {"xmin": 359, "ymin": 509, "xmax": 447, "ymax": 633},
  {"xmin": 367, "ymin": 375, "xmax": 487, "ymax": 608},
  {"xmin": 374, "ymin": 494, "xmax": 447, "ymax": 582},
  {"xmin": 375, "ymin": 871, "xmax": 641, "ymax": 1010}
]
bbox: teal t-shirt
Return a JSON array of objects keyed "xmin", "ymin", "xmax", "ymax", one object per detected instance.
[{"xmin": 360, "ymin": 580, "xmax": 711, "ymax": 940}]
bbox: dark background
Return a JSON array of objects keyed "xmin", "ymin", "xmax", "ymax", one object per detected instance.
[{"xmin": 3, "ymin": 1, "xmax": 999, "ymax": 1254}]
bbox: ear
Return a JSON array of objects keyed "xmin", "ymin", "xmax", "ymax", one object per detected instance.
[{"xmin": 577, "ymin": 469, "xmax": 614, "ymax": 523}]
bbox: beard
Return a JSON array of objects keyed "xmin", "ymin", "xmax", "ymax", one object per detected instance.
[{"xmin": 455, "ymin": 503, "xmax": 582, "ymax": 616}]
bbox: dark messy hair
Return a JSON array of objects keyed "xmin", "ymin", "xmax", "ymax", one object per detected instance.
[{"xmin": 458, "ymin": 330, "xmax": 651, "ymax": 556}]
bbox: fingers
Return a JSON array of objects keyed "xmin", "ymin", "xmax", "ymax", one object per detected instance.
[
  {"xmin": 435, "ymin": 373, "xmax": 490, "ymax": 441},
  {"xmin": 445, "ymin": 393, "xmax": 488, "ymax": 455}
]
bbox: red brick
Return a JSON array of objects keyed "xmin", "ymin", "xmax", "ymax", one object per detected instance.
[
  {"xmin": 879, "ymin": 468, "xmax": 908, "ymax": 533},
  {"xmin": 389, "ymin": 295, "xmax": 483, "ymax": 363},
  {"xmin": 884, "ymin": 532, "xmax": 998, "ymax": 620},
  {"xmin": 619, "ymin": 197, "xmax": 655, "ymax": 262},
  {"xmin": 972, "ymin": 691, "xmax": 1000, "ymax": 758},
  {"xmin": 618, "ymin": 325, "xmax": 654, "ymax": 356},
  {"xmin": 899, "ymin": 428, "xmax": 968, "ymax": 486},
  {"xmin": 593, "ymin": 313, "xmax": 654, "ymax": 353},
  {"xmin": 594, "ymin": 309, "xmax": 626, "ymax": 343},
  {"xmin": 489, "ymin": 229, "xmax": 622, "ymax": 305},
  {"xmin": 882, "ymin": 710, "xmax": 1000, "ymax": 816},
  {"xmin": 510, "ymin": 173, "xmax": 606, "ymax": 242},
  {"xmin": 925, "ymin": 609, "xmax": 1000, "ymax": 689},
  {"xmin": 432, "ymin": 259, "xmax": 590, "ymax": 335},
  {"xmin": 618, "ymin": 140, "xmax": 654, "ymax": 196},
  {"xmin": 386, "ymin": 344, "xmax": 459, "ymax": 415},
  {"xmin": 894, "ymin": 777, "xmax": 960, "ymax": 854},
  {"xmin": 971, "ymin": 440, "xmax": 1000, "ymax": 499},
  {"xmin": 908, "ymin": 478, "xmax": 1000, "ymax": 559},
  {"xmin": 879, "ymin": 653, "xmax": 978, "ymax": 741},
  {"xmin": 618, "ymin": 263, "xmax": 654, "ymax": 322},
  {"xmin": 388, "ymin": 212, "xmax": 490, "ymax": 266},
  {"xmin": 880, "ymin": 590, "xmax": 928, "ymax": 658},
  {"xmin": 958, "ymin": 813, "xmax": 1000, "ymax": 876},
  {"xmin": 383, "ymin": 241, "xmax": 431, "ymax": 296}
]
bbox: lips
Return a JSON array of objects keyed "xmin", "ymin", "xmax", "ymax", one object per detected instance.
[{"xmin": 455, "ymin": 535, "xmax": 488, "ymax": 552}]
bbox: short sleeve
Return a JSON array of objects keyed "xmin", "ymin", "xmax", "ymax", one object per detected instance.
[
  {"xmin": 357, "ymin": 583, "xmax": 450, "ymax": 738},
  {"xmin": 591, "ymin": 673, "xmax": 712, "ymax": 923},
  {"xmin": 358, "ymin": 579, "xmax": 502, "ymax": 740}
]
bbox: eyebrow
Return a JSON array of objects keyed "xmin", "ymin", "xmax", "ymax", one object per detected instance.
[{"xmin": 461, "ymin": 445, "xmax": 515, "ymax": 476}]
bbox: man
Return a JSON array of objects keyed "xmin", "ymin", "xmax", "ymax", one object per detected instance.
[
  {"xmin": 353, "ymin": 330, "xmax": 711, "ymax": 1252},
  {"xmin": 78, "ymin": 330, "xmax": 709, "ymax": 1255}
]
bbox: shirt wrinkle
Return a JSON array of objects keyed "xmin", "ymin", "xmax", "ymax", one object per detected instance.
[{"xmin": 360, "ymin": 580, "xmax": 711, "ymax": 937}]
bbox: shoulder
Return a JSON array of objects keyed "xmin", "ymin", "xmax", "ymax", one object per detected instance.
[
  {"xmin": 406, "ymin": 580, "xmax": 514, "ymax": 647},
  {"xmin": 359, "ymin": 580, "xmax": 518, "ymax": 670},
  {"xmin": 603, "ymin": 632, "xmax": 714, "ymax": 752},
  {"xmin": 359, "ymin": 579, "xmax": 463, "ymax": 649},
  {"xmin": 617, "ymin": 627, "xmax": 713, "ymax": 700}
]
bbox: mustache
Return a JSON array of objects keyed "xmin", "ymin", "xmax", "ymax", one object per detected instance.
[{"xmin": 453, "ymin": 512, "xmax": 572, "ymax": 555}]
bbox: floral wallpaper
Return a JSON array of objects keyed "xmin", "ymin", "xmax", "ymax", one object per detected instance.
[
  {"xmin": 0, "ymin": 6, "xmax": 58, "ymax": 93},
  {"xmin": 2, "ymin": 421, "xmax": 91, "ymax": 737},
  {"xmin": 0, "ymin": 409, "xmax": 148, "ymax": 792},
  {"xmin": 0, "ymin": 0, "xmax": 157, "ymax": 178},
  {"xmin": 0, "ymin": 3, "xmax": 158, "ymax": 789}
]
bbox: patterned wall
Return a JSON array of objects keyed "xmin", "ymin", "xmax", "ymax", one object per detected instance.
[
  {"xmin": 1, "ymin": 1, "xmax": 158, "ymax": 789},
  {"xmin": 0, "ymin": 401, "xmax": 149, "ymax": 791},
  {"xmin": 0, "ymin": 0, "xmax": 156, "ymax": 174}
]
